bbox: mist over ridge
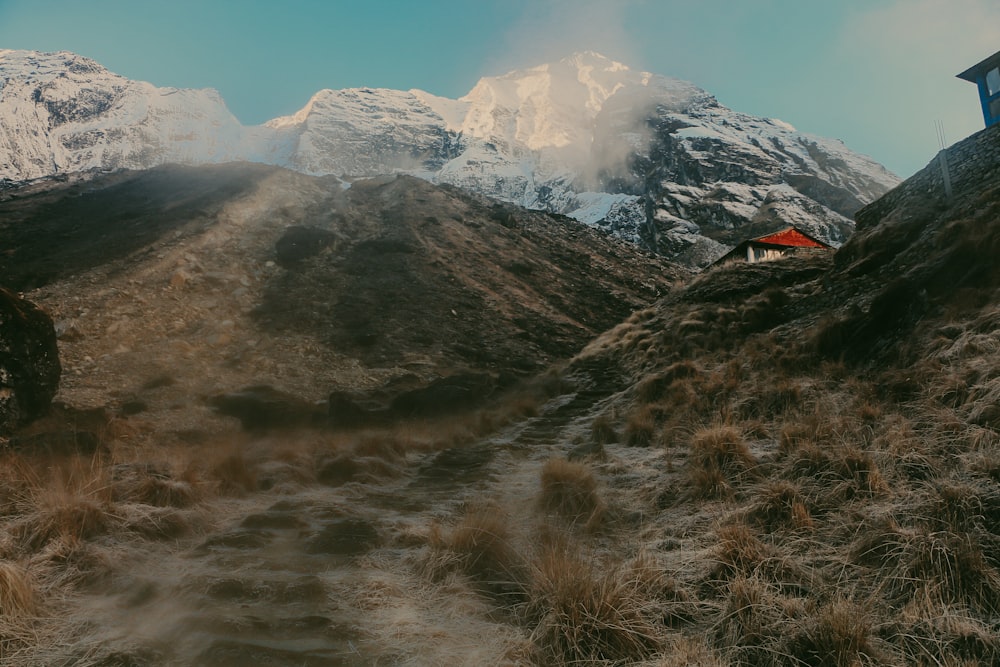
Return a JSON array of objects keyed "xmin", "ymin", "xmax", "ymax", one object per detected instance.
[{"xmin": 0, "ymin": 48, "xmax": 899, "ymax": 266}]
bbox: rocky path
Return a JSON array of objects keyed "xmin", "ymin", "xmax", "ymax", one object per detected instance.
[{"xmin": 22, "ymin": 363, "xmax": 619, "ymax": 667}]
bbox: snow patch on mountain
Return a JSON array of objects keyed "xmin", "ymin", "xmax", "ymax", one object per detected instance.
[
  {"xmin": 0, "ymin": 51, "xmax": 249, "ymax": 179},
  {"xmin": 0, "ymin": 49, "xmax": 901, "ymax": 266}
]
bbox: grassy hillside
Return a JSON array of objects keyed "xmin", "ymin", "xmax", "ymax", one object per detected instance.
[
  {"xmin": 496, "ymin": 157, "xmax": 1000, "ymax": 664},
  {"xmin": 2, "ymin": 139, "xmax": 1000, "ymax": 664}
]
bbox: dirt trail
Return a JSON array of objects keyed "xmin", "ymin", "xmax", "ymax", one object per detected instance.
[{"xmin": 21, "ymin": 366, "xmax": 618, "ymax": 667}]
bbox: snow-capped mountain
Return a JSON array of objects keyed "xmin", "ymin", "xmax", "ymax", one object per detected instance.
[
  {"xmin": 0, "ymin": 49, "xmax": 899, "ymax": 265},
  {"xmin": 0, "ymin": 50, "xmax": 252, "ymax": 178}
]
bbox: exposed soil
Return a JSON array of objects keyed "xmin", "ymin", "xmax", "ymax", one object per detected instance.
[
  {"xmin": 0, "ymin": 164, "xmax": 684, "ymax": 445},
  {"xmin": 255, "ymin": 174, "xmax": 684, "ymax": 375}
]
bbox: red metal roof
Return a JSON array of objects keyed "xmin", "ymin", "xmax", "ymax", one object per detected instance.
[{"xmin": 753, "ymin": 227, "xmax": 829, "ymax": 248}]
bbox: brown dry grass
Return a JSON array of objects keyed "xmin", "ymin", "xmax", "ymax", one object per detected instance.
[
  {"xmin": 748, "ymin": 480, "xmax": 814, "ymax": 531},
  {"xmin": 590, "ymin": 414, "xmax": 618, "ymax": 445},
  {"xmin": 538, "ymin": 458, "xmax": 604, "ymax": 527},
  {"xmin": 658, "ymin": 635, "xmax": 728, "ymax": 666},
  {"xmin": 689, "ymin": 425, "xmax": 757, "ymax": 499},
  {"xmin": 786, "ymin": 598, "xmax": 878, "ymax": 667},
  {"xmin": 525, "ymin": 537, "xmax": 662, "ymax": 665},
  {"xmin": 624, "ymin": 406, "xmax": 658, "ymax": 447},
  {"xmin": 714, "ymin": 575, "xmax": 801, "ymax": 666},
  {"xmin": 8, "ymin": 456, "xmax": 116, "ymax": 552},
  {"xmin": 0, "ymin": 560, "xmax": 41, "ymax": 665},
  {"xmin": 427, "ymin": 503, "xmax": 527, "ymax": 602},
  {"xmin": 0, "ymin": 561, "xmax": 38, "ymax": 618}
]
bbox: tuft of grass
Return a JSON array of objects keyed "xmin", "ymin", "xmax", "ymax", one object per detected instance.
[
  {"xmin": 707, "ymin": 521, "xmax": 808, "ymax": 594},
  {"xmin": 208, "ymin": 450, "xmax": 257, "ymax": 495},
  {"xmin": 784, "ymin": 437, "xmax": 888, "ymax": 505},
  {"xmin": 714, "ymin": 575, "xmax": 799, "ymax": 666},
  {"xmin": 124, "ymin": 506, "xmax": 192, "ymax": 540},
  {"xmin": 539, "ymin": 458, "xmax": 604, "ymax": 526},
  {"xmin": 112, "ymin": 462, "xmax": 199, "ymax": 508},
  {"xmin": 740, "ymin": 286, "xmax": 790, "ymax": 333},
  {"xmin": 15, "ymin": 495, "xmax": 112, "ymax": 552},
  {"xmin": 130, "ymin": 476, "xmax": 197, "ymax": 508},
  {"xmin": 33, "ymin": 534, "xmax": 114, "ymax": 590},
  {"xmin": 925, "ymin": 481, "xmax": 987, "ymax": 532},
  {"xmin": 855, "ymin": 525, "xmax": 1000, "ymax": 613},
  {"xmin": 590, "ymin": 414, "xmax": 618, "ymax": 445},
  {"xmin": 710, "ymin": 523, "xmax": 771, "ymax": 582},
  {"xmin": 894, "ymin": 602, "xmax": 1000, "ymax": 665},
  {"xmin": 526, "ymin": 538, "xmax": 662, "ymax": 664},
  {"xmin": 787, "ymin": 598, "xmax": 877, "ymax": 667},
  {"xmin": 0, "ymin": 561, "xmax": 38, "ymax": 618},
  {"xmin": 427, "ymin": 504, "xmax": 526, "ymax": 602},
  {"xmin": 738, "ymin": 379, "xmax": 803, "ymax": 420},
  {"xmin": 10, "ymin": 457, "xmax": 116, "ymax": 552},
  {"xmin": 658, "ymin": 635, "xmax": 728, "ymax": 666},
  {"xmin": 624, "ymin": 406, "xmax": 657, "ymax": 447},
  {"xmin": 636, "ymin": 361, "xmax": 700, "ymax": 403},
  {"xmin": 690, "ymin": 426, "xmax": 756, "ymax": 498},
  {"xmin": 749, "ymin": 480, "xmax": 814, "ymax": 531}
]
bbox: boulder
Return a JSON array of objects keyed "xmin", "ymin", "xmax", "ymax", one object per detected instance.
[
  {"xmin": 209, "ymin": 385, "xmax": 324, "ymax": 431},
  {"xmin": 388, "ymin": 372, "xmax": 495, "ymax": 418},
  {"xmin": 327, "ymin": 390, "xmax": 381, "ymax": 428},
  {"xmin": 274, "ymin": 226, "xmax": 338, "ymax": 268},
  {"xmin": 0, "ymin": 287, "xmax": 60, "ymax": 435}
]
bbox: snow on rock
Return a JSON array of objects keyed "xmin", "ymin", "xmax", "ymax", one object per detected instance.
[
  {"xmin": 0, "ymin": 50, "xmax": 246, "ymax": 179},
  {"xmin": 265, "ymin": 87, "xmax": 464, "ymax": 177},
  {"xmin": 0, "ymin": 49, "xmax": 901, "ymax": 267}
]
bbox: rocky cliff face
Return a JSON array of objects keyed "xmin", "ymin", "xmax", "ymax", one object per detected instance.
[
  {"xmin": 0, "ymin": 50, "xmax": 900, "ymax": 265},
  {"xmin": 0, "ymin": 287, "xmax": 60, "ymax": 435}
]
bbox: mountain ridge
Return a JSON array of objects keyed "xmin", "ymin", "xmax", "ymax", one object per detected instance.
[{"xmin": 0, "ymin": 49, "xmax": 900, "ymax": 265}]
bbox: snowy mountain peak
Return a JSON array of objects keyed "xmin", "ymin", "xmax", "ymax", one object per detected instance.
[
  {"xmin": 0, "ymin": 49, "xmax": 900, "ymax": 267},
  {"xmin": 459, "ymin": 51, "xmax": 647, "ymax": 155},
  {"xmin": 562, "ymin": 51, "xmax": 630, "ymax": 71}
]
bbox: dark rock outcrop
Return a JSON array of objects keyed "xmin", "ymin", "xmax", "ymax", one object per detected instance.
[
  {"xmin": 209, "ymin": 385, "xmax": 325, "ymax": 431},
  {"xmin": 274, "ymin": 226, "xmax": 339, "ymax": 268},
  {"xmin": 388, "ymin": 372, "xmax": 496, "ymax": 418},
  {"xmin": 327, "ymin": 390, "xmax": 381, "ymax": 428},
  {"xmin": 0, "ymin": 287, "xmax": 60, "ymax": 435}
]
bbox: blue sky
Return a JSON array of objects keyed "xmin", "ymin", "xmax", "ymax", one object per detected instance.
[{"xmin": 0, "ymin": 0, "xmax": 996, "ymax": 177}]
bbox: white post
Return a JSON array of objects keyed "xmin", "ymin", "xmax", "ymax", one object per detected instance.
[{"xmin": 938, "ymin": 149, "xmax": 953, "ymax": 202}]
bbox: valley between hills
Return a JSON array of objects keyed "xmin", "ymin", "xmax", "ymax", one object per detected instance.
[{"xmin": 3, "ymin": 96, "xmax": 1000, "ymax": 667}]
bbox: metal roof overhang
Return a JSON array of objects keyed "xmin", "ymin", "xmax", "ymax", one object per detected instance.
[{"xmin": 958, "ymin": 50, "xmax": 1000, "ymax": 82}]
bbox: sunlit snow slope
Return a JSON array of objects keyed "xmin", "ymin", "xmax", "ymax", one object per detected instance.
[{"xmin": 0, "ymin": 50, "xmax": 899, "ymax": 265}]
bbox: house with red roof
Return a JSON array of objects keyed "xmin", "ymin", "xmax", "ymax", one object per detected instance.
[{"xmin": 714, "ymin": 226, "xmax": 833, "ymax": 265}]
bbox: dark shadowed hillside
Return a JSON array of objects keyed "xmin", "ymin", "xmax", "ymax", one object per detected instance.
[
  {"xmin": 0, "ymin": 163, "xmax": 684, "ymax": 441},
  {"xmin": 0, "ymin": 163, "xmax": 284, "ymax": 291},
  {"xmin": 255, "ymin": 175, "xmax": 681, "ymax": 374}
]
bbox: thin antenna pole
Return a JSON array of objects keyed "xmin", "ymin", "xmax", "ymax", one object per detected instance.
[
  {"xmin": 934, "ymin": 119, "xmax": 948, "ymax": 150},
  {"xmin": 935, "ymin": 120, "xmax": 953, "ymax": 201}
]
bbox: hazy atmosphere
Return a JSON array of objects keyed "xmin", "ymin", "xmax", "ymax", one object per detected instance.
[
  {"xmin": 1, "ymin": 0, "xmax": 996, "ymax": 177},
  {"xmin": 6, "ymin": 0, "xmax": 1000, "ymax": 665}
]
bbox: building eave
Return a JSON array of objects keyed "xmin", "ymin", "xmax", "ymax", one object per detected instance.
[
  {"xmin": 750, "ymin": 226, "xmax": 832, "ymax": 249},
  {"xmin": 958, "ymin": 50, "xmax": 1000, "ymax": 82}
]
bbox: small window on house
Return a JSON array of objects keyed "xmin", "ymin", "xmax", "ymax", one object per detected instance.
[
  {"xmin": 987, "ymin": 67, "xmax": 1000, "ymax": 96},
  {"xmin": 991, "ymin": 97, "xmax": 1000, "ymax": 120}
]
